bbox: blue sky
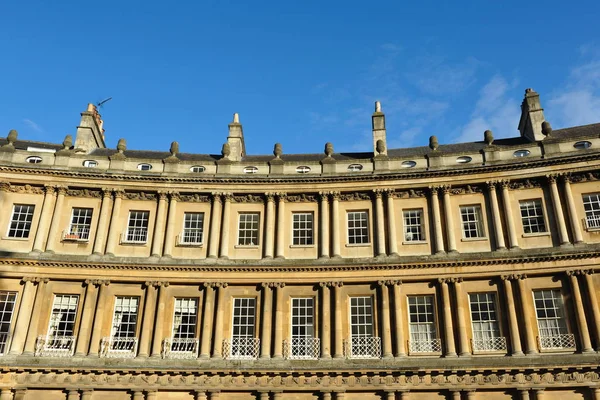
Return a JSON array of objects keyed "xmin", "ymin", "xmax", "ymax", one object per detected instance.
[{"xmin": 1, "ymin": 1, "xmax": 599, "ymax": 156}]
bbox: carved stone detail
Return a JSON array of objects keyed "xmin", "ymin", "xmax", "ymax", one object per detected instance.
[
  {"xmin": 339, "ymin": 192, "xmax": 371, "ymax": 201},
  {"xmin": 8, "ymin": 184, "xmax": 44, "ymax": 195},
  {"xmin": 125, "ymin": 192, "xmax": 157, "ymax": 201},
  {"xmin": 286, "ymin": 194, "xmax": 317, "ymax": 203},
  {"xmin": 233, "ymin": 194, "xmax": 264, "ymax": 203},
  {"xmin": 66, "ymin": 188, "xmax": 102, "ymax": 198},
  {"xmin": 179, "ymin": 193, "xmax": 209, "ymax": 203}
]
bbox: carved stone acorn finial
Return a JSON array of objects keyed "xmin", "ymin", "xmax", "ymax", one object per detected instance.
[
  {"xmin": 484, "ymin": 130, "xmax": 494, "ymax": 145},
  {"xmin": 273, "ymin": 143, "xmax": 282, "ymax": 158},
  {"xmin": 429, "ymin": 135, "xmax": 439, "ymax": 151},
  {"xmin": 7, "ymin": 130, "xmax": 17, "ymax": 144},
  {"xmin": 376, "ymin": 139, "xmax": 386, "ymax": 154},
  {"xmin": 170, "ymin": 141, "xmax": 179, "ymax": 156},
  {"xmin": 62, "ymin": 134, "xmax": 73, "ymax": 150},
  {"xmin": 116, "ymin": 138, "xmax": 127, "ymax": 153},
  {"xmin": 221, "ymin": 143, "xmax": 231, "ymax": 158},
  {"xmin": 375, "ymin": 101, "xmax": 382, "ymax": 113},
  {"xmin": 233, "ymin": 113, "xmax": 240, "ymax": 124},
  {"xmin": 324, "ymin": 142, "xmax": 334, "ymax": 157},
  {"xmin": 541, "ymin": 121, "xmax": 552, "ymax": 136}
]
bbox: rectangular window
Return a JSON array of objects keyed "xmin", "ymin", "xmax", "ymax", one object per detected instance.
[
  {"xmin": 347, "ymin": 211, "xmax": 370, "ymax": 244},
  {"xmin": 583, "ymin": 193, "xmax": 600, "ymax": 229},
  {"xmin": 181, "ymin": 212, "xmax": 204, "ymax": 244},
  {"xmin": 47, "ymin": 295, "xmax": 79, "ymax": 339},
  {"xmin": 519, "ymin": 199, "xmax": 547, "ymax": 234},
  {"xmin": 0, "ymin": 291, "xmax": 17, "ymax": 355},
  {"xmin": 350, "ymin": 296, "xmax": 374, "ymax": 337},
  {"xmin": 533, "ymin": 289, "xmax": 573, "ymax": 349},
  {"xmin": 290, "ymin": 297, "xmax": 317, "ymax": 358},
  {"xmin": 237, "ymin": 213, "xmax": 260, "ymax": 246},
  {"xmin": 403, "ymin": 209, "xmax": 425, "ymax": 241},
  {"xmin": 469, "ymin": 293, "xmax": 505, "ymax": 351},
  {"xmin": 66, "ymin": 208, "xmax": 93, "ymax": 240},
  {"xmin": 172, "ymin": 298, "xmax": 198, "ymax": 339},
  {"xmin": 111, "ymin": 296, "xmax": 139, "ymax": 340},
  {"xmin": 124, "ymin": 211, "xmax": 149, "ymax": 243},
  {"xmin": 408, "ymin": 295, "xmax": 440, "ymax": 353},
  {"xmin": 230, "ymin": 298, "xmax": 257, "ymax": 358},
  {"xmin": 7, "ymin": 204, "xmax": 35, "ymax": 238},
  {"xmin": 292, "ymin": 213, "xmax": 314, "ymax": 245},
  {"xmin": 460, "ymin": 205, "xmax": 485, "ymax": 238}
]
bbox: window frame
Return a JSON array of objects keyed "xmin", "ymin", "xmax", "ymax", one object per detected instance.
[
  {"xmin": 291, "ymin": 212, "xmax": 314, "ymax": 246},
  {"xmin": 468, "ymin": 292, "xmax": 505, "ymax": 353},
  {"xmin": 110, "ymin": 296, "xmax": 140, "ymax": 340},
  {"xmin": 65, "ymin": 207, "xmax": 93, "ymax": 241},
  {"xmin": 237, "ymin": 212, "xmax": 260, "ymax": 246},
  {"xmin": 407, "ymin": 294, "xmax": 440, "ymax": 353},
  {"xmin": 583, "ymin": 193, "xmax": 600, "ymax": 230},
  {"xmin": 402, "ymin": 208, "xmax": 425, "ymax": 242},
  {"xmin": 180, "ymin": 212, "xmax": 205, "ymax": 245},
  {"xmin": 172, "ymin": 297, "xmax": 199, "ymax": 340},
  {"xmin": 123, "ymin": 210, "xmax": 150, "ymax": 244},
  {"xmin": 0, "ymin": 291, "xmax": 18, "ymax": 355},
  {"xmin": 519, "ymin": 199, "xmax": 548, "ymax": 235},
  {"xmin": 459, "ymin": 204, "xmax": 486, "ymax": 239},
  {"xmin": 6, "ymin": 204, "xmax": 35, "ymax": 239},
  {"xmin": 45, "ymin": 294, "xmax": 80, "ymax": 340},
  {"xmin": 346, "ymin": 210, "xmax": 370, "ymax": 245}
]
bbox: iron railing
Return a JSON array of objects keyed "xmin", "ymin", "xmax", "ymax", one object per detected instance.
[
  {"xmin": 537, "ymin": 333, "xmax": 576, "ymax": 350},
  {"xmin": 100, "ymin": 337, "xmax": 138, "ymax": 358},
  {"xmin": 283, "ymin": 337, "xmax": 320, "ymax": 359},
  {"xmin": 177, "ymin": 229, "xmax": 204, "ymax": 245},
  {"xmin": 62, "ymin": 225, "xmax": 91, "ymax": 241},
  {"xmin": 162, "ymin": 337, "xmax": 199, "ymax": 359},
  {"xmin": 121, "ymin": 228, "xmax": 148, "ymax": 244},
  {"xmin": 471, "ymin": 336, "xmax": 507, "ymax": 352},
  {"xmin": 222, "ymin": 337, "xmax": 260, "ymax": 360},
  {"xmin": 343, "ymin": 336, "xmax": 381, "ymax": 359},
  {"xmin": 408, "ymin": 338, "xmax": 442, "ymax": 354},
  {"xmin": 35, "ymin": 335, "xmax": 76, "ymax": 357},
  {"xmin": 585, "ymin": 215, "xmax": 600, "ymax": 229}
]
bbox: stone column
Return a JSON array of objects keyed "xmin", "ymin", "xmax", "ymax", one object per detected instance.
[
  {"xmin": 451, "ymin": 392, "xmax": 461, "ymax": 400},
  {"xmin": 219, "ymin": 194, "xmax": 232, "ymax": 259},
  {"xmin": 260, "ymin": 283, "xmax": 273, "ymax": 358},
  {"xmin": 385, "ymin": 190, "xmax": 398, "ymax": 256},
  {"xmin": 272, "ymin": 392, "xmax": 283, "ymax": 400},
  {"xmin": 392, "ymin": 281, "xmax": 406, "ymax": 357},
  {"xmin": 275, "ymin": 193, "xmax": 286, "ymax": 259},
  {"xmin": 320, "ymin": 282, "xmax": 332, "ymax": 359},
  {"xmin": 9, "ymin": 277, "xmax": 38, "ymax": 354},
  {"xmin": 500, "ymin": 181, "xmax": 519, "ymax": 249},
  {"xmin": 75, "ymin": 280, "xmax": 100, "ymax": 356},
  {"xmin": 138, "ymin": 281, "xmax": 159, "ymax": 357},
  {"xmin": 399, "ymin": 391, "xmax": 409, "ymax": 400},
  {"xmin": 319, "ymin": 192, "xmax": 330, "ymax": 258},
  {"xmin": 429, "ymin": 187, "xmax": 445, "ymax": 254},
  {"xmin": 132, "ymin": 391, "xmax": 144, "ymax": 400},
  {"xmin": 264, "ymin": 193, "xmax": 275, "ymax": 258},
  {"xmin": 331, "ymin": 192, "xmax": 341, "ymax": 258},
  {"xmin": 273, "ymin": 283, "xmax": 285, "ymax": 358},
  {"xmin": 442, "ymin": 186, "xmax": 457, "ymax": 252},
  {"xmin": 465, "ymin": 390, "xmax": 476, "ymax": 400},
  {"xmin": 200, "ymin": 283, "xmax": 216, "ymax": 358},
  {"xmin": 592, "ymin": 387, "xmax": 600, "ymax": 400},
  {"xmin": 32, "ymin": 185, "xmax": 56, "ymax": 252},
  {"xmin": 146, "ymin": 391, "xmax": 158, "ymax": 400},
  {"xmin": 88, "ymin": 280, "xmax": 110, "ymax": 356},
  {"xmin": 151, "ymin": 192, "xmax": 168, "ymax": 257},
  {"xmin": 81, "ymin": 390, "xmax": 93, "ymax": 400},
  {"xmin": 378, "ymin": 281, "xmax": 393, "ymax": 358},
  {"xmin": 208, "ymin": 193, "xmax": 223, "ymax": 258},
  {"xmin": 487, "ymin": 182, "xmax": 506, "ymax": 250},
  {"xmin": 501, "ymin": 276, "xmax": 524, "ymax": 356},
  {"xmin": 212, "ymin": 283, "xmax": 228, "ymax": 358},
  {"xmin": 0, "ymin": 388, "xmax": 12, "ymax": 400},
  {"xmin": 321, "ymin": 393, "xmax": 332, "ymax": 400},
  {"xmin": 548, "ymin": 174, "xmax": 570, "ymax": 245},
  {"xmin": 105, "ymin": 189, "xmax": 124, "ymax": 256},
  {"xmin": 13, "ymin": 390, "xmax": 26, "ymax": 400},
  {"xmin": 563, "ymin": 176, "xmax": 584, "ymax": 244},
  {"xmin": 66, "ymin": 389, "xmax": 80, "ymax": 400},
  {"xmin": 385, "ymin": 391, "xmax": 396, "ymax": 400},
  {"xmin": 335, "ymin": 392, "xmax": 345, "ymax": 400},
  {"xmin": 0, "ymin": 182, "xmax": 9, "ymax": 223},
  {"xmin": 44, "ymin": 186, "xmax": 67, "ymax": 253},
  {"xmin": 516, "ymin": 275, "xmax": 538, "ymax": 354},
  {"xmin": 151, "ymin": 281, "xmax": 170, "ymax": 357},
  {"xmin": 333, "ymin": 282, "xmax": 344, "ymax": 358},
  {"xmin": 92, "ymin": 188, "xmax": 113, "ymax": 254},
  {"xmin": 259, "ymin": 392, "xmax": 270, "ymax": 400},
  {"xmin": 454, "ymin": 278, "xmax": 470, "ymax": 357},
  {"xmin": 583, "ymin": 271, "xmax": 600, "ymax": 351},
  {"xmin": 374, "ymin": 189, "xmax": 386, "ymax": 257},
  {"xmin": 534, "ymin": 389, "xmax": 545, "ymax": 400},
  {"xmin": 567, "ymin": 270, "xmax": 594, "ymax": 352},
  {"xmin": 207, "ymin": 391, "xmax": 221, "ymax": 400},
  {"xmin": 519, "ymin": 390, "xmax": 530, "ymax": 400},
  {"xmin": 23, "ymin": 277, "xmax": 50, "ymax": 354},
  {"xmin": 439, "ymin": 278, "xmax": 457, "ymax": 357},
  {"xmin": 162, "ymin": 192, "xmax": 179, "ymax": 257},
  {"xmin": 195, "ymin": 391, "xmax": 208, "ymax": 400}
]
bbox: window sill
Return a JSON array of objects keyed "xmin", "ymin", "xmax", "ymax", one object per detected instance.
[
  {"xmin": 522, "ymin": 232, "xmax": 550, "ymax": 238},
  {"xmin": 460, "ymin": 237, "xmax": 488, "ymax": 242},
  {"xmin": 402, "ymin": 240, "xmax": 428, "ymax": 245},
  {"xmin": 120, "ymin": 242, "xmax": 148, "ymax": 246},
  {"xmin": 234, "ymin": 245, "xmax": 260, "ymax": 249},
  {"xmin": 176, "ymin": 243, "xmax": 204, "ymax": 248},
  {"xmin": 289, "ymin": 244, "xmax": 315, "ymax": 248},
  {"xmin": 538, "ymin": 347, "xmax": 576, "ymax": 354},
  {"xmin": 345, "ymin": 243, "xmax": 371, "ymax": 248},
  {"xmin": 407, "ymin": 351, "xmax": 443, "ymax": 356},
  {"xmin": 2, "ymin": 236, "xmax": 31, "ymax": 241},
  {"xmin": 586, "ymin": 227, "xmax": 600, "ymax": 232},
  {"xmin": 472, "ymin": 350, "xmax": 507, "ymax": 356}
]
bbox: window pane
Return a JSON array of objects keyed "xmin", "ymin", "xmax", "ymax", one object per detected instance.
[
  {"xmin": 460, "ymin": 205, "xmax": 485, "ymax": 238},
  {"xmin": 519, "ymin": 199, "xmax": 547, "ymax": 234},
  {"xmin": 347, "ymin": 211, "xmax": 370, "ymax": 244},
  {"xmin": 238, "ymin": 213, "xmax": 260, "ymax": 246},
  {"xmin": 292, "ymin": 213, "xmax": 314, "ymax": 245},
  {"xmin": 8, "ymin": 204, "xmax": 35, "ymax": 238}
]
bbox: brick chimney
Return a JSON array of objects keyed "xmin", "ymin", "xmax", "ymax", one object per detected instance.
[
  {"xmin": 226, "ymin": 113, "xmax": 246, "ymax": 162},
  {"xmin": 518, "ymin": 88, "xmax": 546, "ymax": 142},
  {"xmin": 74, "ymin": 104, "xmax": 107, "ymax": 153}
]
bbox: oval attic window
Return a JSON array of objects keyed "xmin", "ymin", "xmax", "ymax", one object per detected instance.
[
  {"xmin": 513, "ymin": 149, "xmax": 531, "ymax": 157},
  {"xmin": 83, "ymin": 160, "xmax": 98, "ymax": 168},
  {"xmin": 26, "ymin": 156, "xmax": 42, "ymax": 164},
  {"xmin": 296, "ymin": 166, "xmax": 311, "ymax": 174},
  {"xmin": 401, "ymin": 160, "xmax": 417, "ymax": 168},
  {"xmin": 574, "ymin": 141, "xmax": 592, "ymax": 150},
  {"xmin": 243, "ymin": 166, "xmax": 258, "ymax": 174},
  {"xmin": 190, "ymin": 165, "xmax": 206, "ymax": 173},
  {"xmin": 347, "ymin": 164, "xmax": 363, "ymax": 172},
  {"xmin": 456, "ymin": 156, "xmax": 472, "ymax": 164},
  {"xmin": 137, "ymin": 163, "xmax": 152, "ymax": 171}
]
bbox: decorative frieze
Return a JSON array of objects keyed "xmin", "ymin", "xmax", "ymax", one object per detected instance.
[
  {"xmin": 508, "ymin": 179, "xmax": 542, "ymax": 190},
  {"xmin": 233, "ymin": 194, "xmax": 264, "ymax": 203},
  {"xmin": 125, "ymin": 192, "xmax": 157, "ymax": 201},
  {"xmin": 286, "ymin": 194, "xmax": 317, "ymax": 202},
  {"xmin": 179, "ymin": 193, "xmax": 210, "ymax": 203},
  {"xmin": 66, "ymin": 188, "xmax": 102, "ymax": 198},
  {"xmin": 392, "ymin": 189, "xmax": 426, "ymax": 198},
  {"xmin": 449, "ymin": 185, "xmax": 482, "ymax": 195},
  {"xmin": 339, "ymin": 192, "xmax": 370, "ymax": 201},
  {"xmin": 7, "ymin": 184, "xmax": 44, "ymax": 195}
]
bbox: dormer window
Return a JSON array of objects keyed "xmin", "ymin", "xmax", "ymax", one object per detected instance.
[
  {"xmin": 456, "ymin": 156, "xmax": 472, "ymax": 164},
  {"xmin": 137, "ymin": 163, "xmax": 152, "ymax": 171},
  {"xmin": 83, "ymin": 160, "xmax": 98, "ymax": 168},
  {"xmin": 513, "ymin": 149, "xmax": 531, "ymax": 157},
  {"xmin": 401, "ymin": 161, "xmax": 417, "ymax": 168},
  {"xmin": 243, "ymin": 166, "xmax": 258, "ymax": 174},
  {"xmin": 574, "ymin": 141, "xmax": 592, "ymax": 150},
  {"xmin": 296, "ymin": 166, "xmax": 311, "ymax": 174},
  {"xmin": 190, "ymin": 166, "xmax": 206, "ymax": 173},
  {"xmin": 26, "ymin": 156, "xmax": 42, "ymax": 164},
  {"xmin": 347, "ymin": 164, "xmax": 363, "ymax": 172}
]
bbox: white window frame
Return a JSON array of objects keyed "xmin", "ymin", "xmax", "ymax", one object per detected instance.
[
  {"xmin": 123, "ymin": 211, "xmax": 150, "ymax": 244},
  {"xmin": 460, "ymin": 205, "xmax": 485, "ymax": 239},
  {"xmin": 403, "ymin": 209, "xmax": 425, "ymax": 242},
  {"xmin": 408, "ymin": 295, "xmax": 440, "ymax": 353},
  {"xmin": 7, "ymin": 204, "xmax": 35, "ymax": 239},
  {"xmin": 237, "ymin": 213, "xmax": 260, "ymax": 246},
  {"xmin": 292, "ymin": 212, "xmax": 314, "ymax": 246},
  {"xmin": 288, "ymin": 297, "xmax": 318, "ymax": 359},
  {"xmin": 228, "ymin": 297, "xmax": 258, "ymax": 359},
  {"xmin": 583, "ymin": 193, "xmax": 600, "ymax": 230},
  {"xmin": 180, "ymin": 212, "xmax": 204, "ymax": 245},
  {"xmin": 45, "ymin": 294, "xmax": 79, "ymax": 339},
  {"xmin": 0, "ymin": 291, "xmax": 17, "ymax": 355},
  {"xmin": 65, "ymin": 207, "xmax": 93, "ymax": 241},
  {"xmin": 519, "ymin": 199, "xmax": 547, "ymax": 234},
  {"xmin": 172, "ymin": 298, "xmax": 198, "ymax": 340},
  {"xmin": 533, "ymin": 289, "xmax": 569, "ymax": 337},
  {"xmin": 469, "ymin": 292, "xmax": 505, "ymax": 352},
  {"xmin": 82, "ymin": 160, "xmax": 98, "ymax": 168},
  {"xmin": 110, "ymin": 296, "xmax": 139, "ymax": 340},
  {"xmin": 349, "ymin": 296, "xmax": 374, "ymax": 338},
  {"xmin": 347, "ymin": 211, "xmax": 370, "ymax": 245}
]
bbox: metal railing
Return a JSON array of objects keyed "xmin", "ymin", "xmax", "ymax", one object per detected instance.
[
  {"xmin": 162, "ymin": 337, "xmax": 199, "ymax": 359},
  {"xmin": 121, "ymin": 228, "xmax": 148, "ymax": 244},
  {"xmin": 35, "ymin": 335, "xmax": 76, "ymax": 357},
  {"xmin": 0, "ymin": 333, "xmax": 10, "ymax": 355},
  {"xmin": 537, "ymin": 333, "xmax": 576, "ymax": 350},
  {"xmin": 222, "ymin": 337, "xmax": 260, "ymax": 360},
  {"xmin": 177, "ymin": 229, "xmax": 204, "ymax": 245},
  {"xmin": 283, "ymin": 337, "xmax": 320, "ymax": 360},
  {"xmin": 343, "ymin": 336, "xmax": 381, "ymax": 359},
  {"xmin": 408, "ymin": 338, "xmax": 442, "ymax": 354},
  {"xmin": 585, "ymin": 215, "xmax": 600, "ymax": 229},
  {"xmin": 100, "ymin": 337, "xmax": 138, "ymax": 358},
  {"xmin": 62, "ymin": 225, "xmax": 91, "ymax": 241},
  {"xmin": 471, "ymin": 336, "xmax": 507, "ymax": 352}
]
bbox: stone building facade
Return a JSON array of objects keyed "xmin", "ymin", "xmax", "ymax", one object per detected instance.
[{"xmin": 0, "ymin": 89, "xmax": 599, "ymax": 399}]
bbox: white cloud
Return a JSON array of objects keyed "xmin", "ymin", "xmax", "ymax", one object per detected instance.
[{"xmin": 22, "ymin": 119, "xmax": 44, "ymax": 133}]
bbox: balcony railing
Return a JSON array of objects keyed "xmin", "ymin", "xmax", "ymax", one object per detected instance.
[
  {"xmin": 35, "ymin": 335, "xmax": 76, "ymax": 357},
  {"xmin": 343, "ymin": 336, "xmax": 381, "ymax": 359},
  {"xmin": 62, "ymin": 225, "xmax": 91, "ymax": 241},
  {"xmin": 585, "ymin": 215, "xmax": 600, "ymax": 230},
  {"xmin": 177, "ymin": 229, "xmax": 204, "ymax": 246},
  {"xmin": 283, "ymin": 337, "xmax": 320, "ymax": 360},
  {"xmin": 121, "ymin": 228, "xmax": 148, "ymax": 244},
  {"xmin": 537, "ymin": 333, "xmax": 576, "ymax": 351},
  {"xmin": 471, "ymin": 336, "xmax": 507, "ymax": 353},
  {"xmin": 222, "ymin": 337, "xmax": 260, "ymax": 360},
  {"xmin": 0, "ymin": 333, "xmax": 10, "ymax": 355},
  {"xmin": 100, "ymin": 337, "xmax": 138, "ymax": 358},
  {"xmin": 408, "ymin": 338, "xmax": 443, "ymax": 354},
  {"xmin": 162, "ymin": 337, "xmax": 199, "ymax": 359}
]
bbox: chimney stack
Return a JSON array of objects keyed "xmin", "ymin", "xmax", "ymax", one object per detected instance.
[
  {"xmin": 74, "ymin": 103, "xmax": 107, "ymax": 153},
  {"xmin": 518, "ymin": 88, "xmax": 546, "ymax": 142},
  {"xmin": 372, "ymin": 101, "xmax": 387, "ymax": 156},
  {"xmin": 226, "ymin": 113, "xmax": 246, "ymax": 162}
]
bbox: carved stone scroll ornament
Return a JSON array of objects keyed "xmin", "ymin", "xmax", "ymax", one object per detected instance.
[
  {"xmin": 233, "ymin": 194, "xmax": 264, "ymax": 203},
  {"xmin": 125, "ymin": 192, "xmax": 157, "ymax": 201},
  {"xmin": 509, "ymin": 179, "xmax": 542, "ymax": 190},
  {"xmin": 286, "ymin": 194, "xmax": 317, "ymax": 203},
  {"xmin": 392, "ymin": 189, "xmax": 426, "ymax": 199},
  {"xmin": 339, "ymin": 192, "xmax": 371, "ymax": 201},
  {"xmin": 8, "ymin": 184, "xmax": 44, "ymax": 195},
  {"xmin": 179, "ymin": 193, "xmax": 210, "ymax": 203},
  {"xmin": 66, "ymin": 188, "xmax": 102, "ymax": 198}
]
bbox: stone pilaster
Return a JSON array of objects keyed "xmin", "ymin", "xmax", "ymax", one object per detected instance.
[
  {"xmin": 93, "ymin": 188, "xmax": 113, "ymax": 254},
  {"xmin": 212, "ymin": 282, "xmax": 228, "ymax": 358},
  {"xmin": 150, "ymin": 281, "xmax": 170, "ymax": 357},
  {"xmin": 23, "ymin": 277, "xmax": 50, "ymax": 354},
  {"xmin": 9, "ymin": 277, "xmax": 38, "ymax": 354},
  {"xmin": 264, "ymin": 193, "xmax": 275, "ymax": 259},
  {"xmin": 208, "ymin": 193, "xmax": 223, "ymax": 258},
  {"xmin": 392, "ymin": 281, "xmax": 406, "ymax": 357},
  {"xmin": 501, "ymin": 275, "xmax": 524, "ymax": 356},
  {"xmin": 275, "ymin": 193, "xmax": 286, "ymax": 259},
  {"xmin": 385, "ymin": 190, "xmax": 398, "ymax": 256},
  {"xmin": 439, "ymin": 278, "xmax": 457, "ymax": 357},
  {"xmin": 515, "ymin": 275, "xmax": 538, "ymax": 354},
  {"xmin": 219, "ymin": 193, "xmax": 232, "ymax": 259},
  {"xmin": 548, "ymin": 174, "xmax": 570, "ymax": 245},
  {"xmin": 260, "ymin": 282, "xmax": 274, "ymax": 358},
  {"xmin": 32, "ymin": 185, "xmax": 56, "ymax": 252},
  {"xmin": 487, "ymin": 181, "xmax": 506, "ymax": 250},
  {"xmin": 331, "ymin": 192, "xmax": 341, "ymax": 258},
  {"xmin": 500, "ymin": 181, "xmax": 519, "ymax": 249},
  {"xmin": 453, "ymin": 278, "xmax": 470, "ymax": 357},
  {"xmin": 374, "ymin": 189, "xmax": 386, "ymax": 257},
  {"xmin": 74, "ymin": 279, "xmax": 100, "ymax": 356},
  {"xmin": 273, "ymin": 283, "xmax": 286, "ymax": 358},
  {"xmin": 582, "ymin": 271, "xmax": 600, "ymax": 351},
  {"xmin": 567, "ymin": 270, "xmax": 594, "ymax": 352},
  {"xmin": 200, "ymin": 283, "xmax": 216, "ymax": 359},
  {"xmin": 319, "ymin": 192, "xmax": 330, "ymax": 258},
  {"xmin": 162, "ymin": 192, "xmax": 180, "ymax": 257},
  {"xmin": 138, "ymin": 281, "xmax": 159, "ymax": 357},
  {"xmin": 333, "ymin": 281, "xmax": 344, "ymax": 358},
  {"xmin": 442, "ymin": 186, "xmax": 457, "ymax": 252},
  {"xmin": 319, "ymin": 282, "xmax": 332, "ymax": 359},
  {"xmin": 563, "ymin": 176, "xmax": 584, "ymax": 244},
  {"xmin": 44, "ymin": 185, "xmax": 67, "ymax": 253},
  {"xmin": 105, "ymin": 189, "xmax": 124, "ymax": 256},
  {"xmin": 429, "ymin": 187, "xmax": 445, "ymax": 254},
  {"xmin": 87, "ymin": 280, "xmax": 110, "ymax": 356},
  {"xmin": 377, "ymin": 280, "xmax": 393, "ymax": 358}
]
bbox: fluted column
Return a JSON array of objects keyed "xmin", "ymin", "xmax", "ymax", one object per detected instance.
[
  {"xmin": 429, "ymin": 187, "xmax": 445, "ymax": 254},
  {"xmin": 272, "ymin": 391, "xmax": 283, "ymax": 400},
  {"xmin": 264, "ymin": 193, "xmax": 275, "ymax": 258},
  {"xmin": 105, "ymin": 189, "xmax": 124, "ymax": 256},
  {"xmin": 151, "ymin": 281, "xmax": 170, "ymax": 357},
  {"xmin": 207, "ymin": 391, "xmax": 221, "ymax": 400},
  {"xmin": 487, "ymin": 182, "xmax": 506, "ymax": 250},
  {"xmin": 319, "ymin": 192, "xmax": 330, "ymax": 258},
  {"xmin": 548, "ymin": 174, "xmax": 570, "ymax": 245},
  {"xmin": 465, "ymin": 390, "xmax": 476, "ymax": 400},
  {"xmin": 75, "ymin": 280, "xmax": 100, "ymax": 356},
  {"xmin": 93, "ymin": 188, "xmax": 113, "ymax": 254},
  {"xmin": 260, "ymin": 283, "xmax": 274, "ymax": 358},
  {"xmin": 259, "ymin": 392, "xmax": 270, "ymax": 400},
  {"xmin": 138, "ymin": 281, "xmax": 159, "ymax": 357},
  {"xmin": 501, "ymin": 276, "xmax": 523, "ymax": 356},
  {"xmin": 275, "ymin": 193, "xmax": 286, "ymax": 259},
  {"xmin": 219, "ymin": 194, "xmax": 232, "ymax": 259},
  {"xmin": 320, "ymin": 282, "xmax": 332, "ymax": 359},
  {"xmin": 516, "ymin": 275, "xmax": 538, "ymax": 354},
  {"xmin": 567, "ymin": 270, "xmax": 594, "ymax": 352},
  {"xmin": 563, "ymin": 176, "xmax": 584, "ymax": 244},
  {"xmin": 374, "ymin": 189, "xmax": 386, "ymax": 257},
  {"xmin": 200, "ymin": 283, "xmax": 216, "ymax": 358},
  {"xmin": 392, "ymin": 281, "xmax": 406, "ymax": 357},
  {"xmin": 88, "ymin": 280, "xmax": 110, "ymax": 355},
  {"xmin": 439, "ymin": 278, "xmax": 457, "ymax": 357},
  {"xmin": 208, "ymin": 193, "xmax": 223, "ymax": 258},
  {"xmin": 162, "ymin": 192, "xmax": 179, "ymax": 257},
  {"xmin": 454, "ymin": 278, "xmax": 470, "ymax": 356},
  {"xmin": 442, "ymin": 186, "xmax": 457, "ymax": 252},
  {"xmin": 212, "ymin": 283, "xmax": 228, "ymax": 358},
  {"xmin": 335, "ymin": 391, "xmax": 345, "ymax": 400},
  {"xmin": 583, "ymin": 271, "xmax": 600, "ymax": 351},
  {"xmin": 273, "ymin": 283, "xmax": 285, "ymax": 358},
  {"xmin": 378, "ymin": 281, "xmax": 393, "ymax": 358},
  {"xmin": 399, "ymin": 391, "xmax": 409, "ymax": 400},
  {"xmin": 132, "ymin": 392, "xmax": 144, "ymax": 400},
  {"xmin": 32, "ymin": 185, "xmax": 56, "ymax": 252},
  {"xmin": 333, "ymin": 282, "xmax": 344, "ymax": 358},
  {"xmin": 385, "ymin": 190, "xmax": 398, "ymax": 256},
  {"xmin": 500, "ymin": 181, "xmax": 519, "ymax": 249},
  {"xmin": 9, "ymin": 277, "xmax": 38, "ymax": 354},
  {"xmin": 451, "ymin": 391, "xmax": 461, "ymax": 400},
  {"xmin": 331, "ymin": 192, "xmax": 341, "ymax": 258},
  {"xmin": 151, "ymin": 192, "xmax": 168, "ymax": 257},
  {"xmin": 45, "ymin": 185, "xmax": 67, "ymax": 253},
  {"xmin": 519, "ymin": 390, "xmax": 530, "ymax": 400},
  {"xmin": 23, "ymin": 277, "xmax": 50, "ymax": 354}
]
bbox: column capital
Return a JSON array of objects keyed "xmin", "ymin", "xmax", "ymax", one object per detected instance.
[
  {"xmin": 100, "ymin": 187, "xmax": 112, "ymax": 198},
  {"xmin": 168, "ymin": 191, "xmax": 181, "ymax": 201},
  {"xmin": 223, "ymin": 192, "xmax": 234, "ymax": 202},
  {"xmin": 546, "ymin": 173, "xmax": 562, "ymax": 184},
  {"xmin": 144, "ymin": 280, "xmax": 170, "ymax": 288},
  {"xmin": 211, "ymin": 192, "xmax": 223, "ymax": 203},
  {"xmin": 56, "ymin": 185, "xmax": 69, "ymax": 195},
  {"xmin": 320, "ymin": 281, "xmax": 343, "ymax": 287},
  {"xmin": 276, "ymin": 192, "xmax": 287, "ymax": 201},
  {"xmin": 318, "ymin": 191, "xmax": 330, "ymax": 201},
  {"xmin": 441, "ymin": 184, "xmax": 452, "ymax": 195},
  {"xmin": 429, "ymin": 185, "xmax": 440, "ymax": 195},
  {"xmin": 203, "ymin": 282, "xmax": 229, "ymax": 288},
  {"xmin": 438, "ymin": 277, "xmax": 450, "ymax": 284},
  {"xmin": 113, "ymin": 189, "xmax": 126, "ymax": 199},
  {"xmin": 373, "ymin": 188, "xmax": 384, "ymax": 198},
  {"xmin": 486, "ymin": 180, "xmax": 497, "ymax": 190},
  {"xmin": 84, "ymin": 279, "xmax": 110, "ymax": 287},
  {"xmin": 500, "ymin": 179, "xmax": 511, "ymax": 189},
  {"xmin": 0, "ymin": 181, "xmax": 10, "ymax": 192},
  {"xmin": 330, "ymin": 191, "xmax": 340, "ymax": 200},
  {"xmin": 157, "ymin": 191, "xmax": 169, "ymax": 201},
  {"xmin": 265, "ymin": 192, "xmax": 276, "ymax": 202},
  {"xmin": 22, "ymin": 276, "xmax": 49, "ymax": 284},
  {"xmin": 43, "ymin": 184, "xmax": 57, "ymax": 195}
]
